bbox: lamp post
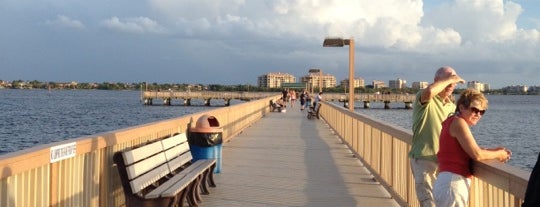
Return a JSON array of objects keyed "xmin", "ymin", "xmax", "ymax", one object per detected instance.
[{"xmin": 323, "ymin": 37, "xmax": 355, "ymax": 111}]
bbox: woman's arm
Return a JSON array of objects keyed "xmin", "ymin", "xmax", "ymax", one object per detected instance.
[{"xmin": 450, "ymin": 117, "xmax": 511, "ymax": 162}]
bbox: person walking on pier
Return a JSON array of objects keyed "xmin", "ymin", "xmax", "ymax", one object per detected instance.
[
  {"xmin": 290, "ymin": 90, "xmax": 297, "ymax": 108},
  {"xmin": 304, "ymin": 92, "xmax": 312, "ymax": 110},
  {"xmin": 409, "ymin": 66, "xmax": 465, "ymax": 207},
  {"xmin": 433, "ymin": 88, "xmax": 511, "ymax": 207}
]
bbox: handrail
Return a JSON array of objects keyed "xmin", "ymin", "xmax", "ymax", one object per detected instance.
[
  {"xmin": 318, "ymin": 101, "xmax": 531, "ymax": 207},
  {"xmin": 0, "ymin": 95, "xmax": 280, "ymax": 207}
]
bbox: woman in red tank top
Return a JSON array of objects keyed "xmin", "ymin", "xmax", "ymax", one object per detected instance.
[{"xmin": 433, "ymin": 88, "xmax": 512, "ymax": 207}]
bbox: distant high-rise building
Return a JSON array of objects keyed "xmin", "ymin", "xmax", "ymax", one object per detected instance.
[
  {"xmin": 467, "ymin": 81, "xmax": 490, "ymax": 92},
  {"xmin": 389, "ymin": 78, "xmax": 407, "ymax": 89},
  {"xmin": 258, "ymin": 72, "xmax": 296, "ymax": 88},
  {"xmin": 372, "ymin": 80, "xmax": 386, "ymax": 89},
  {"xmin": 340, "ymin": 77, "xmax": 365, "ymax": 89},
  {"xmin": 412, "ymin": 81, "xmax": 429, "ymax": 89},
  {"xmin": 300, "ymin": 69, "xmax": 336, "ymax": 91}
]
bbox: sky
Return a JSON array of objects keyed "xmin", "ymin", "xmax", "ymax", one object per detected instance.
[{"xmin": 1, "ymin": 0, "xmax": 539, "ymax": 89}]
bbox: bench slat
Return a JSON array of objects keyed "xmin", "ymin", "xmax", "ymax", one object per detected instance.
[
  {"xmin": 129, "ymin": 164, "xmax": 170, "ymax": 193},
  {"xmin": 144, "ymin": 161, "xmax": 206, "ymax": 199},
  {"xmin": 122, "ymin": 141, "xmax": 163, "ymax": 165},
  {"xmin": 160, "ymin": 160, "xmax": 216, "ymax": 197},
  {"xmin": 167, "ymin": 151, "xmax": 193, "ymax": 173},
  {"xmin": 125, "ymin": 152, "xmax": 168, "ymax": 180},
  {"xmin": 161, "ymin": 134, "xmax": 188, "ymax": 150},
  {"xmin": 163, "ymin": 142, "xmax": 190, "ymax": 161}
]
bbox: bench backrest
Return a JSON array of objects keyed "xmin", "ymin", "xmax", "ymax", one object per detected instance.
[
  {"xmin": 162, "ymin": 134, "xmax": 193, "ymax": 172},
  {"xmin": 119, "ymin": 133, "xmax": 192, "ymax": 194}
]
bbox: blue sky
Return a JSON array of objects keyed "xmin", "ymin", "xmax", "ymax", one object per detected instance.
[{"xmin": 1, "ymin": 0, "xmax": 539, "ymax": 89}]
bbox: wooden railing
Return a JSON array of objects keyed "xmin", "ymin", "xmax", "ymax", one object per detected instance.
[
  {"xmin": 318, "ymin": 101, "xmax": 531, "ymax": 207},
  {"xmin": 0, "ymin": 95, "xmax": 280, "ymax": 207},
  {"xmin": 323, "ymin": 93, "xmax": 416, "ymax": 103}
]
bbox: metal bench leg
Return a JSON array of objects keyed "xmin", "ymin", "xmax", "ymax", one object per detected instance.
[
  {"xmin": 207, "ymin": 164, "xmax": 217, "ymax": 187},
  {"xmin": 192, "ymin": 176, "xmax": 204, "ymax": 203},
  {"xmin": 176, "ymin": 188, "xmax": 189, "ymax": 207},
  {"xmin": 200, "ymin": 170, "xmax": 211, "ymax": 195},
  {"xmin": 186, "ymin": 181, "xmax": 199, "ymax": 207}
]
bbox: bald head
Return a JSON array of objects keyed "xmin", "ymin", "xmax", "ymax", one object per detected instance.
[{"xmin": 434, "ymin": 66, "xmax": 457, "ymax": 81}]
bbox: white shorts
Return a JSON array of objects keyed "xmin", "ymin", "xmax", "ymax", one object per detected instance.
[{"xmin": 433, "ymin": 171, "xmax": 471, "ymax": 207}]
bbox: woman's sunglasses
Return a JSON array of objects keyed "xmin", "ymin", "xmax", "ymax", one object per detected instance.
[{"xmin": 470, "ymin": 107, "xmax": 486, "ymax": 115}]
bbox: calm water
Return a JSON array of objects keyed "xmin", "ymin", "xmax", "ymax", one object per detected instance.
[
  {"xmin": 0, "ymin": 89, "xmax": 221, "ymax": 153},
  {"xmin": 356, "ymin": 94, "xmax": 540, "ymax": 171},
  {"xmin": 1, "ymin": 90, "xmax": 538, "ymax": 171}
]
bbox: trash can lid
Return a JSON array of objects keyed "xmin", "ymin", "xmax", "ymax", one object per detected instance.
[{"xmin": 191, "ymin": 115, "xmax": 223, "ymax": 133}]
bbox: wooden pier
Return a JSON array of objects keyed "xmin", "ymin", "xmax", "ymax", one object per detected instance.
[
  {"xmin": 141, "ymin": 91, "xmax": 276, "ymax": 106},
  {"xmin": 0, "ymin": 95, "xmax": 529, "ymax": 207},
  {"xmin": 142, "ymin": 91, "xmax": 416, "ymax": 109}
]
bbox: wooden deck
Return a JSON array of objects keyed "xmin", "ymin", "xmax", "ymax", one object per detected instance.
[{"xmin": 201, "ymin": 105, "xmax": 401, "ymax": 207}]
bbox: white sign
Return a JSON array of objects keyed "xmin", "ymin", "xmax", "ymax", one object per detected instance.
[{"xmin": 50, "ymin": 142, "xmax": 77, "ymax": 163}]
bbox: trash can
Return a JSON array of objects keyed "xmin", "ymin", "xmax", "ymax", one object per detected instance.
[{"xmin": 189, "ymin": 115, "xmax": 223, "ymax": 173}]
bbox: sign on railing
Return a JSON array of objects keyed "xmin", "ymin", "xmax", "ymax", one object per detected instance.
[{"xmin": 50, "ymin": 142, "xmax": 77, "ymax": 163}]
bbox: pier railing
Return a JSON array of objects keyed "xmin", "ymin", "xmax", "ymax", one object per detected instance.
[
  {"xmin": 0, "ymin": 95, "xmax": 280, "ymax": 207},
  {"xmin": 319, "ymin": 101, "xmax": 531, "ymax": 207}
]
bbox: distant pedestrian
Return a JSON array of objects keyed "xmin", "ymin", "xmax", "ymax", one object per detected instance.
[
  {"xmin": 282, "ymin": 89, "xmax": 288, "ymax": 102},
  {"xmin": 300, "ymin": 90, "xmax": 306, "ymax": 110},
  {"xmin": 290, "ymin": 90, "xmax": 297, "ymax": 108},
  {"xmin": 304, "ymin": 92, "xmax": 312, "ymax": 109}
]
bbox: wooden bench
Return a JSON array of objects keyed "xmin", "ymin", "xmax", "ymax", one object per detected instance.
[{"xmin": 113, "ymin": 133, "xmax": 217, "ymax": 207}]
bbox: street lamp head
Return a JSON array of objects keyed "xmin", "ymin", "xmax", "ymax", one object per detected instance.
[{"xmin": 323, "ymin": 37, "xmax": 351, "ymax": 47}]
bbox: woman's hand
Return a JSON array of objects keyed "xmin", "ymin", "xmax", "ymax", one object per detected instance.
[{"xmin": 485, "ymin": 147, "xmax": 511, "ymax": 163}]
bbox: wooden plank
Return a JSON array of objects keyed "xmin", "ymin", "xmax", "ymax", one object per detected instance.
[
  {"xmin": 167, "ymin": 152, "xmax": 192, "ymax": 172},
  {"xmin": 163, "ymin": 142, "xmax": 190, "ymax": 162},
  {"xmin": 125, "ymin": 152, "xmax": 168, "ymax": 180},
  {"xmin": 161, "ymin": 162, "xmax": 209, "ymax": 197},
  {"xmin": 129, "ymin": 164, "xmax": 170, "ymax": 194},
  {"xmin": 144, "ymin": 161, "xmax": 205, "ymax": 199},
  {"xmin": 161, "ymin": 134, "xmax": 188, "ymax": 150},
  {"xmin": 122, "ymin": 141, "xmax": 163, "ymax": 165}
]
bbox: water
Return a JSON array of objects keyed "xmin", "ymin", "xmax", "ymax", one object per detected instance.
[
  {"xmin": 1, "ymin": 90, "xmax": 538, "ymax": 171},
  {"xmin": 0, "ymin": 89, "xmax": 220, "ymax": 153},
  {"xmin": 355, "ymin": 95, "xmax": 540, "ymax": 171}
]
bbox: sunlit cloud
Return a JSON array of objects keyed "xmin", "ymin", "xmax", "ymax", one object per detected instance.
[
  {"xmin": 45, "ymin": 15, "xmax": 85, "ymax": 30},
  {"xmin": 100, "ymin": 16, "xmax": 166, "ymax": 34}
]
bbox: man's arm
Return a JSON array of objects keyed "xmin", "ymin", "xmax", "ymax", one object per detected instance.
[{"xmin": 420, "ymin": 75, "xmax": 465, "ymax": 104}]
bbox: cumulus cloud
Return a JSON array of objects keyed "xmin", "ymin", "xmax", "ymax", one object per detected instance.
[
  {"xmin": 3, "ymin": 0, "xmax": 539, "ymax": 87},
  {"xmin": 100, "ymin": 16, "xmax": 166, "ymax": 34},
  {"xmin": 45, "ymin": 15, "xmax": 85, "ymax": 30}
]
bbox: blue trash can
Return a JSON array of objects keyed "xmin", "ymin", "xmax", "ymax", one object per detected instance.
[{"xmin": 188, "ymin": 115, "xmax": 223, "ymax": 173}]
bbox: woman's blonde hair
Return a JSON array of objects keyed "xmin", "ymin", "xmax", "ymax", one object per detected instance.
[{"xmin": 455, "ymin": 88, "xmax": 488, "ymax": 113}]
